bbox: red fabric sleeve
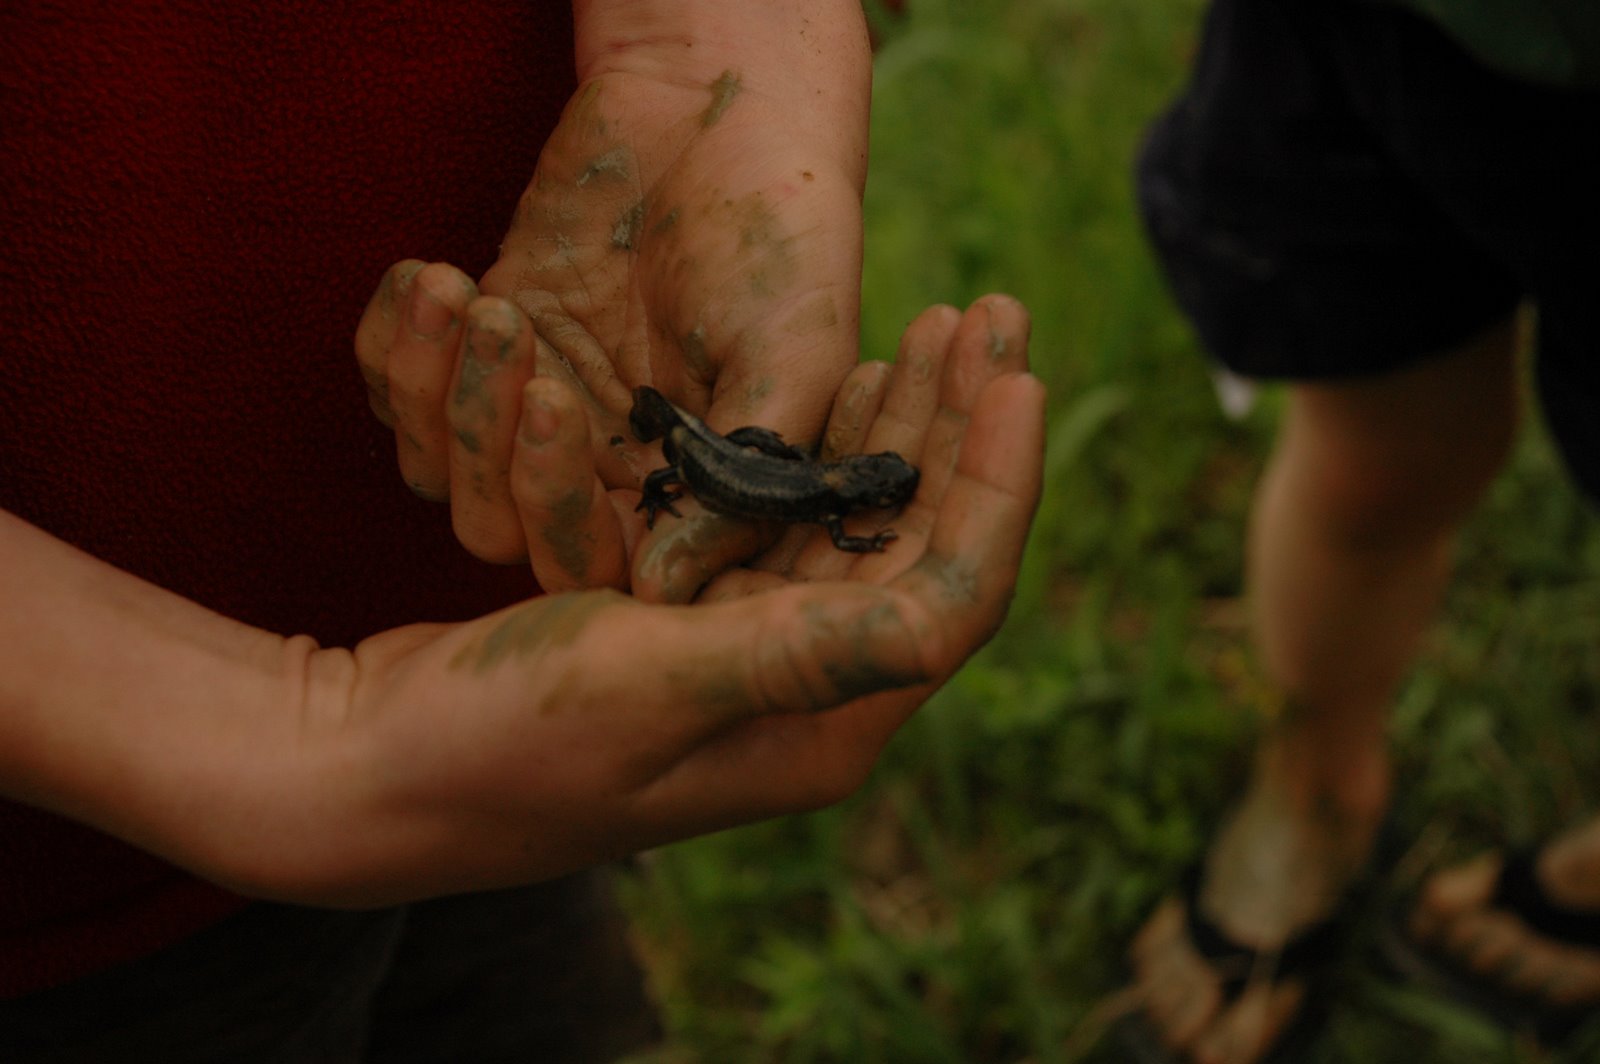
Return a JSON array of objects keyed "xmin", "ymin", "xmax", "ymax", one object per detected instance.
[{"xmin": 0, "ymin": 0, "xmax": 575, "ymax": 995}]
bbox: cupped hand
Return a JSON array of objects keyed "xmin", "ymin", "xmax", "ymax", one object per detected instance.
[
  {"xmin": 286, "ymin": 296, "xmax": 1043, "ymax": 906},
  {"xmin": 355, "ymin": 264, "xmax": 635, "ymax": 592},
  {"xmin": 356, "ymin": 8, "xmax": 874, "ymax": 582},
  {"xmin": 649, "ymin": 294, "xmax": 1038, "ymax": 605}
]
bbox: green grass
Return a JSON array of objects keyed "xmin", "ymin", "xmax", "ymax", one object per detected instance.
[{"xmin": 617, "ymin": 1, "xmax": 1600, "ymax": 1060}]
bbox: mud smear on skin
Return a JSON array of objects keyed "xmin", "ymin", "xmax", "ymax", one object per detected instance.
[
  {"xmin": 802, "ymin": 598, "xmax": 929, "ymax": 703},
  {"xmin": 912, "ymin": 555, "xmax": 981, "ymax": 608},
  {"xmin": 988, "ymin": 327, "xmax": 1011, "ymax": 363},
  {"xmin": 637, "ymin": 514, "xmax": 766, "ymax": 604},
  {"xmin": 680, "ymin": 323, "xmax": 713, "ymax": 380},
  {"xmin": 539, "ymin": 489, "xmax": 597, "ymax": 581},
  {"xmin": 823, "ymin": 383, "xmax": 872, "ymax": 462},
  {"xmin": 680, "ymin": 595, "xmax": 926, "ymax": 716},
  {"xmin": 578, "ymin": 146, "xmax": 631, "ymax": 187},
  {"xmin": 612, "ymin": 200, "xmax": 646, "ymax": 250},
  {"xmin": 455, "ymin": 326, "xmax": 517, "ymax": 406},
  {"xmin": 701, "ymin": 70, "xmax": 743, "ymax": 128},
  {"xmin": 783, "ymin": 293, "xmax": 839, "ymax": 338},
  {"xmin": 906, "ymin": 352, "xmax": 936, "ymax": 386},
  {"xmin": 451, "ymin": 318, "xmax": 525, "ymax": 458},
  {"xmin": 729, "ymin": 192, "xmax": 797, "ymax": 298},
  {"xmin": 742, "ymin": 376, "xmax": 775, "ymax": 409},
  {"xmin": 651, "ymin": 207, "xmax": 681, "ymax": 236},
  {"xmin": 451, "ymin": 590, "xmax": 625, "ymax": 675},
  {"xmin": 669, "ymin": 662, "xmax": 750, "ymax": 720}
]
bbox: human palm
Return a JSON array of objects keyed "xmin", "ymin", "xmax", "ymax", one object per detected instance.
[
  {"xmin": 358, "ymin": 61, "xmax": 871, "ymax": 582},
  {"xmin": 479, "ymin": 65, "xmax": 868, "ymax": 490},
  {"xmin": 327, "ymin": 296, "xmax": 1043, "ymax": 898}
]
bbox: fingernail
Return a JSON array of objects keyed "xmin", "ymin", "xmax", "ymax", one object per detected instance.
[
  {"xmin": 467, "ymin": 305, "xmax": 518, "ymax": 364},
  {"xmin": 385, "ymin": 261, "xmax": 424, "ymax": 314},
  {"xmin": 409, "ymin": 286, "xmax": 454, "ymax": 339},
  {"xmin": 520, "ymin": 392, "xmax": 560, "ymax": 445}
]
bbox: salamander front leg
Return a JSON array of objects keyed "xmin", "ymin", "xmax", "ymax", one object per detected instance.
[
  {"xmin": 636, "ymin": 467, "xmax": 686, "ymax": 529},
  {"xmin": 824, "ymin": 515, "xmax": 897, "ymax": 553},
  {"xmin": 723, "ymin": 426, "xmax": 807, "ymax": 461}
]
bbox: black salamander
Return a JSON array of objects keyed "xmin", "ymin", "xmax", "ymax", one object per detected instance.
[{"xmin": 628, "ymin": 385, "xmax": 920, "ymax": 553}]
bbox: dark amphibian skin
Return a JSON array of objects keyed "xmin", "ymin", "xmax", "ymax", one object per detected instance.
[{"xmin": 629, "ymin": 386, "xmax": 920, "ymax": 553}]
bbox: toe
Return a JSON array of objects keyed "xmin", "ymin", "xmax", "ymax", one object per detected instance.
[
  {"xmin": 1128, "ymin": 897, "xmax": 1240, "ymax": 1061},
  {"xmin": 1411, "ymin": 848, "xmax": 1600, "ymax": 1011},
  {"xmin": 1192, "ymin": 976, "xmax": 1305, "ymax": 1064},
  {"xmin": 1411, "ymin": 852, "xmax": 1501, "ymax": 940}
]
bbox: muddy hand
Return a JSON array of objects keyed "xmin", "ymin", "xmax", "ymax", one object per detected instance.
[
  {"xmin": 356, "ymin": 264, "xmax": 631, "ymax": 590},
  {"xmin": 478, "ymin": 4, "xmax": 874, "ymax": 581}
]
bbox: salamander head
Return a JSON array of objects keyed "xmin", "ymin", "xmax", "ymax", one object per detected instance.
[
  {"xmin": 629, "ymin": 385, "xmax": 682, "ymax": 443},
  {"xmin": 837, "ymin": 452, "xmax": 920, "ymax": 508}
]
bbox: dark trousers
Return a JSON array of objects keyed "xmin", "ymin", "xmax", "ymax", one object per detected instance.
[{"xmin": 0, "ymin": 871, "xmax": 659, "ymax": 1063}]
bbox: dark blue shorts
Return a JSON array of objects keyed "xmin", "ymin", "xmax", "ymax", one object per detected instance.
[
  {"xmin": 0, "ymin": 873, "xmax": 658, "ymax": 1063},
  {"xmin": 1137, "ymin": 0, "xmax": 1600, "ymax": 501}
]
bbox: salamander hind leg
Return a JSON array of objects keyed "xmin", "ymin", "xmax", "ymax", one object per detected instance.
[
  {"xmin": 824, "ymin": 515, "xmax": 898, "ymax": 553},
  {"xmin": 636, "ymin": 466, "xmax": 686, "ymax": 529}
]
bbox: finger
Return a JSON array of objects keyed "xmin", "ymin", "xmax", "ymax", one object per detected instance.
[
  {"xmin": 820, "ymin": 360, "xmax": 894, "ymax": 462},
  {"xmin": 439, "ymin": 579, "xmax": 938, "ymax": 859},
  {"xmin": 894, "ymin": 372, "xmax": 1047, "ymax": 651},
  {"xmin": 630, "ymin": 343, "xmax": 874, "ymax": 597},
  {"xmin": 447, "ymin": 297, "xmax": 539, "ymax": 563},
  {"xmin": 861, "ymin": 303, "xmax": 962, "ymax": 460},
  {"xmin": 751, "ymin": 360, "xmax": 893, "ymax": 579},
  {"xmin": 448, "ymin": 581, "xmax": 933, "ymax": 774},
  {"xmin": 938, "ymin": 293, "xmax": 1032, "ymax": 413},
  {"xmin": 631, "ymin": 509, "xmax": 774, "ymax": 606},
  {"xmin": 483, "ymin": 267, "xmax": 649, "ymax": 496},
  {"xmin": 389, "ymin": 263, "xmax": 476, "ymax": 501},
  {"xmin": 672, "ymin": 585, "xmax": 933, "ymax": 722},
  {"xmin": 354, "ymin": 259, "xmax": 425, "ymax": 427},
  {"xmin": 878, "ymin": 295, "xmax": 1033, "ymax": 553},
  {"xmin": 512, "ymin": 377, "xmax": 629, "ymax": 593},
  {"xmin": 698, "ymin": 568, "xmax": 789, "ymax": 603},
  {"xmin": 588, "ymin": 582, "xmax": 936, "ymax": 825},
  {"xmin": 700, "ymin": 281, "xmax": 862, "ymax": 443},
  {"xmin": 780, "ymin": 307, "xmax": 961, "ymax": 582},
  {"xmin": 609, "ymin": 620, "xmax": 937, "ymax": 835}
]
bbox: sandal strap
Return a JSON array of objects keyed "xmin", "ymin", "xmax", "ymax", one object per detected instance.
[
  {"xmin": 1493, "ymin": 848, "xmax": 1600, "ymax": 950},
  {"xmin": 1179, "ymin": 864, "xmax": 1348, "ymax": 998}
]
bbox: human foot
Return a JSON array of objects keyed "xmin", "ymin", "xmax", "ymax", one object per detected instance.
[
  {"xmin": 1125, "ymin": 769, "xmax": 1386, "ymax": 1063},
  {"xmin": 1401, "ymin": 816, "xmax": 1600, "ymax": 1028}
]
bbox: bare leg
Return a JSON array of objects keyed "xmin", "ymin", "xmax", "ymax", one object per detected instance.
[{"xmin": 1130, "ymin": 317, "xmax": 1521, "ymax": 1063}]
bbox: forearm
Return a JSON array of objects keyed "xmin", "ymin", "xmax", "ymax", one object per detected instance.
[
  {"xmin": 572, "ymin": 0, "xmax": 872, "ymax": 183},
  {"xmin": 0, "ymin": 508, "xmax": 333, "ymax": 891}
]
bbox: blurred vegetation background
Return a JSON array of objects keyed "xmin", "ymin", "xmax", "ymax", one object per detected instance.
[{"xmin": 618, "ymin": 0, "xmax": 1600, "ymax": 1060}]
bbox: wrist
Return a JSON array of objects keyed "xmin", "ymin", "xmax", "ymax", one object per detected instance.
[
  {"xmin": 572, "ymin": 0, "xmax": 871, "ymax": 182},
  {"xmin": 0, "ymin": 509, "xmax": 380, "ymax": 903}
]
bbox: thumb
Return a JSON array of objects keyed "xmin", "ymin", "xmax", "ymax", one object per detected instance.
[{"xmin": 607, "ymin": 583, "xmax": 934, "ymax": 728}]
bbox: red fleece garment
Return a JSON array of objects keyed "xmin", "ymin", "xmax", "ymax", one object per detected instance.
[{"xmin": 0, "ymin": 0, "xmax": 573, "ymax": 996}]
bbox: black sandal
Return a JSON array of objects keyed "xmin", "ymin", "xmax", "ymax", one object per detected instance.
[
  {"xmin": 1376, "ymin": 844, "xmax": 1600, "ymax": 1043},
  {"xmin": 1120, "ymin": 864, "xmax": 1358, "ymax": 1064},
  {"xmin": 1379, "ymin": 848, "xmax": 1600, "ymax": 1046}
]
